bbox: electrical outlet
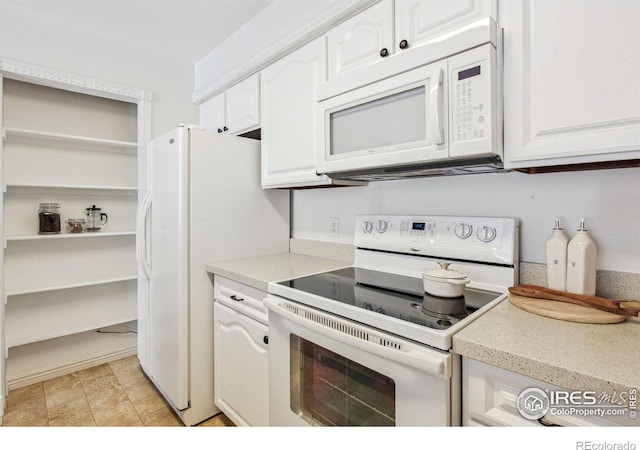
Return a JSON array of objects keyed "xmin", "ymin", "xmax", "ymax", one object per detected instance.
[{"xmin": 329, "ymin": 217, "xmax": 339, "ymax": 239}]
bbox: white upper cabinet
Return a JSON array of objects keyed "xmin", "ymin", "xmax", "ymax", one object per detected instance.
[
  {"xmin": 200, "ymin": 92, "xmax": 225, "ymax": 133},
  {"xmin": 327, "ymin": 0, "xmax": 394, "ymax": 80},
  {"xmin": 260, "ymin": 37, "xmax": 336, "ymax": 189},
  {"xmin": 395, "ymin": 0, "xmax": 497, "ymax": 52},
  {"xmin": 503, "ymin": 0, "xmax": 640, "ymax": 169},
  {"xmin": 200, "ymin": 74, "xmax": 260, "ymax": 135},
  {"xmin": 327, "ymin": 0, "xmax": 497, "ymax": 82}
]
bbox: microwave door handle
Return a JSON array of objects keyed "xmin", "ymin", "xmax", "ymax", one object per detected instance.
[{"xmin": 429, "ymin": 68, "xmax": 444, "ymax": 145}]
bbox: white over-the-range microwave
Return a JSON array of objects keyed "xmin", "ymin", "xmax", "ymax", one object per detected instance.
[{"xmin": 316, "ymin": 19, "xmax": 503, "ymax": 181}]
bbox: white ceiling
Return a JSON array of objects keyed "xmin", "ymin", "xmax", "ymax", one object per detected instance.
[{"xmin": 1, "ymin": 0, "xmax": 274, "ymax": 64}]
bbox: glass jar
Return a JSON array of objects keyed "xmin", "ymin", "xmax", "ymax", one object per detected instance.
[
  {"xmin": 66, "ymin": 218, "xmax": 86, "ymax": 233},
  {"xmin": 38, "ymin": 203, "xmax": 61, "ymax": 234}
]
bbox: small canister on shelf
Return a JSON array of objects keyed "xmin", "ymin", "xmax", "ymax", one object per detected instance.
[
  {"xmin": 38, "ymin": 203, "xmax": 61, "ymax": 234},
  {"xmin": 66, "ymin": 218, "xmax": 86, "ymax": 233}
]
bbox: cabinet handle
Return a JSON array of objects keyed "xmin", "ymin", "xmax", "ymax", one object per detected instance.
[
  {"xmin": 229, "ymin": 294, "xmax": 244, "ymax": 302},
  {"xmin": 217, "ymin": 128, "xmax": 223, "ymax": 134},
  {"xmin": 379, "ymin": 48, "xmax": 389, "ymax": 57},
  {"xmin": 263, "ymin": 336, "xmax": 269, "ymax": 345},
  {"xmin": 399, "ymin": 39, "xmax": 408, "ymax": 50},
  {"xmin": 223, "ymin": 126, "xmax": 228, "ymax": 132},
  {"xmin": 537, "ymin": 416, "xmax": 562, "ymax": 427}
]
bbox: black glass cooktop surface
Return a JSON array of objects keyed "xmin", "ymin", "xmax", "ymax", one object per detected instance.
[{"xmin": 278, "ymin": 267, "xmax": 502, "ymax": 330}]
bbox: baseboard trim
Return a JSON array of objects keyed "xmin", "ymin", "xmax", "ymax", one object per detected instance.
[{"xmin": 7, "ymin": 346, "xmax": 137, "ymax": 391}]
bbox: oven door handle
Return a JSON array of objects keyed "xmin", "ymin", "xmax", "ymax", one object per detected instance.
[{"xmin": 265, "ymin": 296, "xmax": 449, "ymax": 378}]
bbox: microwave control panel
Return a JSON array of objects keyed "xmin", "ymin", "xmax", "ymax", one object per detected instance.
[{"xmin": 449, "ymin": 44, "xmax": 495, "ymax": 147}]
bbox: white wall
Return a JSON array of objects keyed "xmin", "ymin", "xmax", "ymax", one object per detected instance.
[
  {"xmin": 0, "ymin": 3, "xmax": 197, "ymax": 137},
  {"xmin": 292, "ymin": 167, "xmax": 640, "ymax": 272},
  {"xmin": 195, "ymin": 0, "xmax": 343, "ymax": 100}
]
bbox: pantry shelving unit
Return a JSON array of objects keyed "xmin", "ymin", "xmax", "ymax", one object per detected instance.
[{"xmin": 0, "ymin": 58, "xmax": 152, "ymax": 395}]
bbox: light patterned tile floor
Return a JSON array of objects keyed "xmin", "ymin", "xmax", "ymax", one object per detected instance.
[{"xmin": 0, "ymin": 355, "xmax": 235, "ymax": 427}]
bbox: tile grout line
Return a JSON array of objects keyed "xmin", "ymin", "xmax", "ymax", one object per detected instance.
[
  {"xmin": 107, "ymin": 361, "xmax": 146, "ymax": 426},
  {"xmin": 41, "ymin": 382, "xmax": 51, "ymax": 426},
  {"xmin": 76, "ymin": 371, "xmax": 98, "ymax": 427}
]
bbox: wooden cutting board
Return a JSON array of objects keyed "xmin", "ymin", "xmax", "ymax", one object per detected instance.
[{"xmin": 509, "ymin": 294, "xmax": 627, "ymax": 324}]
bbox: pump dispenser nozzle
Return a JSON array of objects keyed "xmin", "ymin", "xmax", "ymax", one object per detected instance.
[
  {"xmin": 578, "ymin": 217, "xmax": 587, "ymax": 231},
  {"xmin": 553, "ymin": 217, "xmax": 563, "ymax": 230}
]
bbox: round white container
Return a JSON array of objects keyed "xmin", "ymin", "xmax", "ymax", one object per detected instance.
[{"xmin": 422, "ymin": 262, "xmax": 470, "ymax": 297}]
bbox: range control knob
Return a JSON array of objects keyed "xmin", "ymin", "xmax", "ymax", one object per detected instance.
[
  {"xmin": 477, "ymin": 226, "xmax": 497, "ymax": 242},
  {"xmin": 376, "ymin": 220, "xmax": 388, "ymax": 233},
  {"xmin": 363, "ymin": 220, "xmax": 374, "ymax": 234},
  {"xmin": 454, "ymin": 223, "xmax": 473, "ymax": 239}
]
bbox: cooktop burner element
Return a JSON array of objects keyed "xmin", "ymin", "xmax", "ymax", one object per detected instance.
[
  {"xmin": 269, "ymin": 215, "xmax": 518, "ymax": 350},
  {"xmin": 278, "ymin": 267, "xmax": 501, "ymax": 331}
]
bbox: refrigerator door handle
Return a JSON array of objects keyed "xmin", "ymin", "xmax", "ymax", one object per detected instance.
[{"xmin": 137, "ymin": 193, "xmax": 152, "ymax": 280}]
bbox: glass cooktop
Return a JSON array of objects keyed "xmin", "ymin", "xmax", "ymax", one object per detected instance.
[{"xmin": 277, "ymin": 267, "xmax": 502, "ymax": 330}]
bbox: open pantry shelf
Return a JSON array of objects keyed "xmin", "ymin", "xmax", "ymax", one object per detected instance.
[
  {"xmin": 5, "ymin": 230, "xmax": 136, "ymax": 245},
  {"xmin": 3, "ymin": 127, "xmax": 138, "ymax": 153},
  {"xmin": 5, "ymin": 183, "xmax": 137, "ymax": 193},
  {"xmin": 5, "ymin": 321, "xmax": 138, "ymax": 390},
  {"xmin": 5, "ymin": 278, "xmax": 137, "ymax": 347},
  {"xmin": 5, "ymin": 275, "xmax": 137, "ymax": 297},
  {"xmin": 4, "ymin": 233, "xmax": 137, "ymax": 294},
  {"xmin": 1, "ymin": 74, "xmax": 142, "ymax": 393}
]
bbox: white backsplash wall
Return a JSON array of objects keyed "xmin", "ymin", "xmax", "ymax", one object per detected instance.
[{"xmin": 292, "ymin": 167, "xmax": 640, "ymax": 273}]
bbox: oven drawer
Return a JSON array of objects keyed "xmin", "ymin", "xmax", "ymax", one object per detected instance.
[{"xmin": 214, "ymin": 276, "xmax": 268, "ymax": 324}]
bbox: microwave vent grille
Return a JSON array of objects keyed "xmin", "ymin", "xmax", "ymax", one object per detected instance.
[{"xmin": 325, "ymin": 156, "xmax": 506, "ymax": 182}]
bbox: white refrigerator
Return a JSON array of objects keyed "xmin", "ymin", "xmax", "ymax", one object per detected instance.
[{"xmin": 136, "ymin": 125, "xmax": 289, "ymax": 426}]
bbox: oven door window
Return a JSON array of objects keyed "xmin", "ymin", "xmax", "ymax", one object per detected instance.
[{"xmin": 290, "ymin": 334, "xmax": 395, "ymax": 426}]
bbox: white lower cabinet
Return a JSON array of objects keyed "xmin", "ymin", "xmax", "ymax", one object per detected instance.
[
  {"xmin": 213, "ymin": 276, "xmax": 269, "ymax": 427},
  {"xmin": 463, "ymin": 358, "xmax": 637, "ymax": 427}
]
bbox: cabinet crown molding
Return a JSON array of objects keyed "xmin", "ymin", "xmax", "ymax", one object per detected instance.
[
  {"xmin": 0, "ymin": 57, "xmax": 152, "ymax": 102},
  {"xmin": 192, "ymin": 0, "xmax": 379, "ymax": 104}
]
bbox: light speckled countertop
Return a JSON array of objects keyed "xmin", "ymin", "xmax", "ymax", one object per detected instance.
[
  {"xmin": 453, "ymin": 298, "xmax": 640, "ymax": 394},
  {"xmin": 205, "ymin": 252, "xmax": 352, "ymax": 292},
  {"xmin": 207, "ymin": 238, "xmax": 640, "ymax": 396}
]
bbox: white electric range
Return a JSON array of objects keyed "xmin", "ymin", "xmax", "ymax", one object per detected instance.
[{"xmin": 266, "ymin": 214, "xmax": 518, "ymax": 427}]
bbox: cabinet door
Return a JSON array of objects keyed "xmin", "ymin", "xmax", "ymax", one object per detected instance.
[
  {"xmin": 261, "ymin": 37, "xmax": 332, "ymax": 188},
  {"xmin": 504, "ymin": 0, "xmax": 640, "ymax": 168},
  {"xmin": 327, "ymin": 0, "xmax": 394, "ymax": 80},
  {"xmin": 463, "ymin": 358, "xmax": 638, "ymax": 427},
  {"xmin": 395, "ymin": 0, "xmax": 497, "ymax": 52},
  {"xmin": 200, "ymin": 93, "xmax": 225, "ymax": 133},
  {"xmin": 225, "ymin": 74, "xmax": 260, "ymax": 135},
  {"xmin": 214, "ymin": 302, "xmax": 268, "ymax": 427}
]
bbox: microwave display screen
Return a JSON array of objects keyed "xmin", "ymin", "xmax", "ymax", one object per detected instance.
[
  {"xmin": 458, "ymin": 65, "xmax": 481, "ymax": 80},
  {"xmin": 412, "ymin": 222, "xmax": 425, "ymax": 231}
]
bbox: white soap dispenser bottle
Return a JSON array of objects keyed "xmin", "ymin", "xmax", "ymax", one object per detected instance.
[
  {"xmin": 566, "ymin": 218, "xmax": 598, "ymax": 295},
  {"xmin": 546, "ymin": 217, "xmax": 569, "ymax": 291}
]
